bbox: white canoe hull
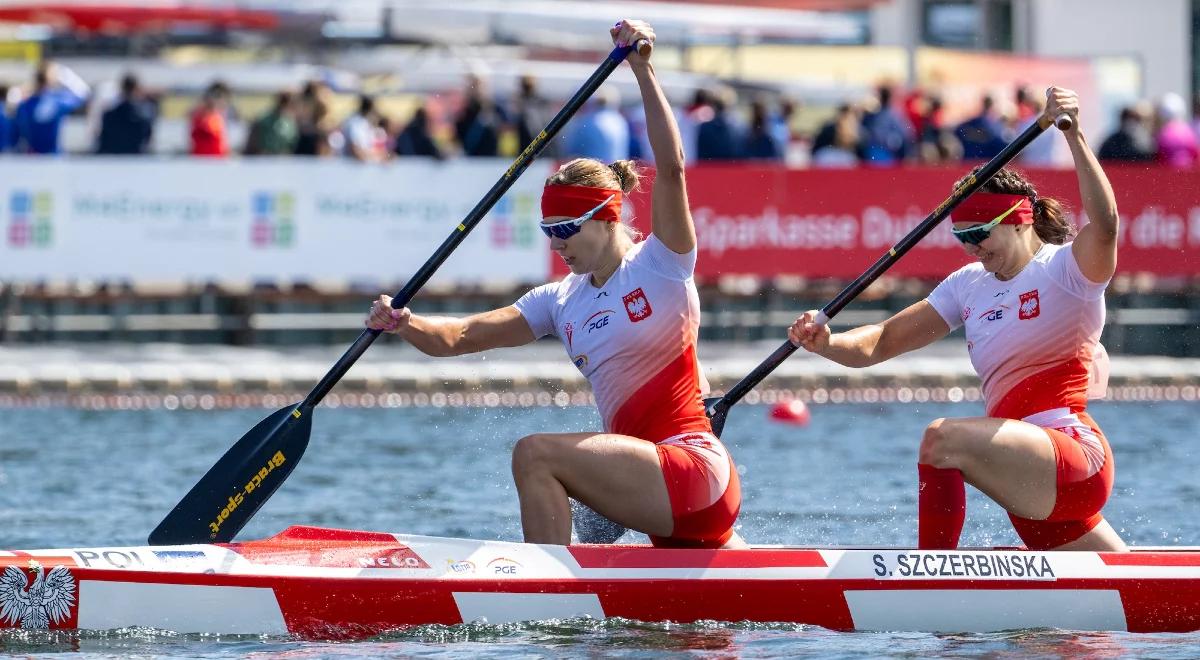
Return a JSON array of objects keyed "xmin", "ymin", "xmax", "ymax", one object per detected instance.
[{"xmin": 2, "ymin": 526, "xmax": 1197, "ymax": 638}]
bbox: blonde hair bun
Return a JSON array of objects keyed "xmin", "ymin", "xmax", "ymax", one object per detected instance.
[{"xmin": 547, "ymin": 157, "xmax": 640, "ymax": 194}]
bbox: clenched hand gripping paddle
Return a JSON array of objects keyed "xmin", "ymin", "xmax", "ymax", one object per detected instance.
[{"xmin": 150, "ymin": 39, "xmax": 651, "ymax": 546}]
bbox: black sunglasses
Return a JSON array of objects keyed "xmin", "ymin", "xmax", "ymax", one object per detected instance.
[{"xmin": 951, "ymin": 199, "xmax": 1023, "ymax": 245}]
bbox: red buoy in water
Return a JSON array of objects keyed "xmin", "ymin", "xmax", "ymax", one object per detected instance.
[{"xmin": 769, "ymin": 399, "xmax": 811, "ymax": 426}]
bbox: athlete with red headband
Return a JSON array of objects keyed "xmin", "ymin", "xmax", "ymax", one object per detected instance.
[
  {"xmin": 788, "ymin": 87, "xmax": 1127, "ymax": 551},
  {"xmin": 367, "ymin": 19, "xmax": 744, "ymax": 548}
]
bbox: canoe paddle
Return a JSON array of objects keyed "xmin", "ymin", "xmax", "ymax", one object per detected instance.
[
  {"xmin": 703, "ymin": 112, "xmax": 1073, "ymax": 437},
  {"xmin": 574, "ymin": 113, "xmax": 1072, "ymax": 544},
  {"xmin": 149, "ymin": 39, "xmax": 651, "ymax": 546}
]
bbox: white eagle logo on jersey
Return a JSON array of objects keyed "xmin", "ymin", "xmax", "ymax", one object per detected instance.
[
  {"xmin": 622, "ymin": 288, "xmax": 653, "ymax": 322},
  {"xmin": 1018, "ymin": 289, "xmax": 1041, "ymax": 320},
  {"xmin": 0, "ymin": 563, "xmax": 76, "ymax": 629}
]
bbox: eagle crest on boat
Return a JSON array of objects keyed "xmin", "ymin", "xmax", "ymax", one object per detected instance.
[{"xmin": 0, "ymin": 562, "xmax": 76, "ymax": 629}]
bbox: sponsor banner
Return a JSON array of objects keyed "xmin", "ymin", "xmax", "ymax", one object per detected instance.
[
  {"xmin": 6, "ymin": 160, "xmax": 1197, "ymax": 283},
  {"xmin": 583, "ymin": 164, "xmax": 1200, "ymax": 279},
  {"xmin": 0, "ymin": 158, "xmax": 551, "ymax": 284}
]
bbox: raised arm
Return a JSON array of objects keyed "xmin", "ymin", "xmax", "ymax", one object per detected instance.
[
  {"xmin": 611, "ymin": 19, "xmax": 695, "ymax": 254},
  {"xmin": 1044, "ymin": 87, "xmax": 1119, "ymax": 283},
  {"xmin": 789, "ymin": 300, "xmax": 951, "ymax": 368},
  {"xmin": 53, "ymin": 63, "xmax": 91, "ymax": 102},
  {"xmin": 367, "ymin": 297, "xmax": 536, "ymax": 357}
]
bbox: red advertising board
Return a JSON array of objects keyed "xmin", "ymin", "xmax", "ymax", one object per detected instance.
[{"xmin": 552, "ymin": 164, "xmax": 1200, "ymax": 280}]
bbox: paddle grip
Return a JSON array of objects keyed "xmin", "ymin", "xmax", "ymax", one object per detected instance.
[{"xmin": 630, "ymin": 39, "xmax": 653, "ymax": 57}]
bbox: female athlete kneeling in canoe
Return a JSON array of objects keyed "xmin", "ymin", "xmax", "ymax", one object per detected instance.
[
  {"xmin": 789, "ymin": 87, "xmax": 1126, "ymax": 551},
  {"xmin": 366, "ymin": 19, "xmax": 743, "ymax": 549}
]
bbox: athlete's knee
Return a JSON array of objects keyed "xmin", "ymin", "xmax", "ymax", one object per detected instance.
[
  {"xmin": 918, "ymin": 418, "xmax": 961, "ymax": 468},
  {"xmin": 511, "ymin": 433, "xmax": 556, "ymax": 480}
]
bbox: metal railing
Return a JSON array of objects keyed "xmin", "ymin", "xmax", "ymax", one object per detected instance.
[{"xmin": 7, "ymin": 307, "xmax": 1199, "ymax": 333}]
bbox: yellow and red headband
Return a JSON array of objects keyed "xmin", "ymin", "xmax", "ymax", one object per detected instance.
[
  {"xmin": 952, "ymin": 192, "xmax": 1034, "ymax": 225},
  {"xmin": 541, "ymin": 185, "xmax": 622, "ymax": 223}
]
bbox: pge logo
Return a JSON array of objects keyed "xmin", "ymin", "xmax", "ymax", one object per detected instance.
[
  {"xmin": 487, "ymin": 557, "xmax": 522, "ymax": 575},
  {"xmin": 1019, "ymin": 290, "xmax": 1041, "ymax": 320},
  {"xmin": 7, "ymin": 190, "xmax": 52, "ymax": 248},
  {"xmin": 584, "ymin": 310, "xmax": 616, "ymax": 334},
  {"xmin": 251, "ymin": 191, "xmax": 295, "ymax": 248},
  {"xmin": 977, "ymin": 306, "xmax": 1007, "ymax": 322},
  {"xmin": 573, "ymin": 354, "xmax": 588, "ymax": 370}
]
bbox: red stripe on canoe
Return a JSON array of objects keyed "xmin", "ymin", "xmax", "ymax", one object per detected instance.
[
  {"xmin": 256, "ymin": 525, "xmax": 399, "ymax": 543},
  {"xmin": 1102, "ymin": 552, "xmax": 1200, "ymax": 567},
  {"xmin": 568, "ymin": 546, "xmax": 827, "ymax": 569},
  {"xmin": 2, "ymin": 551, "xmax": 77, "ymax": 567}
]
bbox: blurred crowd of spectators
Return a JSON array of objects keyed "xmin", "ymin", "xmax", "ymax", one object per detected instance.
[
  {"xmin": 0, "ymin": 61, "xmax": 1198, "ymax": 168},
  {"xmin": 806, "ymin": 84, "xmax": 1200, "ymax": 169}
]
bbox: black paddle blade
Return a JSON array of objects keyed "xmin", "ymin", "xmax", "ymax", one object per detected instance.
[
  {"xmin": 148, "ymin": 403, "xmax": 313, "ymax": 545},
  {"xmin": 705, "ymin": 396, "xmax": 730, "ymax": 438}
]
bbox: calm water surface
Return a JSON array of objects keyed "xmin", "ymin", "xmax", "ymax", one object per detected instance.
[{"xmin": 1, "ymin": 400, "xmax": 1198, "ymax": 657}]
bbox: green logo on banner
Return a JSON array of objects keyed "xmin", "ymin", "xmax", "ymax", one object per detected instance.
[
  {"xmin": 7, "ymin": 190, "xmax": 52, "ymax": 248},
  {"xmin": 251, "ymin": 191, "xmax": 295, "ymax": 247},
  {"xmin": 490, "ymin": 192, "xmax": 537, "ymax": 249}
]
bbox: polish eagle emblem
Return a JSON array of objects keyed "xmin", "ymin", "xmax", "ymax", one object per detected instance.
[
  {"xmin": 1018, "ymin": 289, "xmax": 1041, "ymax": 320},
  {"xmin": 0, "ymin": 562, "xmax": 76, "ymax": 629},
  {"xmin": 622, "ymin": 288, "xmax": 652, "ymax": 322}
]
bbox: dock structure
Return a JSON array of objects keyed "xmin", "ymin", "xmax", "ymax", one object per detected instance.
[{"xmin": 0, "ymin": 341, "xmax": 1196, "ymax": 408}]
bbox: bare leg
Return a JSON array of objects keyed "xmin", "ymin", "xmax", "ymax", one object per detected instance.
[
  {"xmin": 920, "ymin": 417, "xmax": 1058, "ymax": 520},
  {"xmin": 1055, "ymin": 519, "xmax": 1128, "ymax": 551},
  {"xmin": 920, "ymin": 416, "xmax": 1126, "ymax": 549},
  {"xmin": 512, "ymin": 432, "xmax": 674, "ymax": 544}
]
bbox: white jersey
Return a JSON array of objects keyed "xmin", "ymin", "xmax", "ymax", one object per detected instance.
[
  {"xmin": 925, "ymin": 242, "xmax": 1110, "ymax": 420},
  {"xmin": 515, "ymin": 235, "xmax": 711, "ymax": 442}
]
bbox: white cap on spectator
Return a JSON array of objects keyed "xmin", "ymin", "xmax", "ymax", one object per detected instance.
[{"xmin": 1158, "ymin": 92, "xmax": 1185, "ymax": 121}]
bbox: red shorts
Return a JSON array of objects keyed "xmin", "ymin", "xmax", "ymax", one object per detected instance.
[
  {"xmin": 649, "ymin": 432, "xmax": 741, "ymax": 548},
  {"xmin": 1008, "ymin": 412, "xmax": 1114, "ymax": 549}
]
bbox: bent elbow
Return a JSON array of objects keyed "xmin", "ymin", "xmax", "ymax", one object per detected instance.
[
  {"xmin": 1094, "ymin": 216, "xmax": 1120, "ymax": 241},
  {"xmin": 442, "ymin": 338, "xmax": 470, "ymax": 357},
  {"xmin": 448, "ymin": 327, "xmax": 482, "ymax": 357}
]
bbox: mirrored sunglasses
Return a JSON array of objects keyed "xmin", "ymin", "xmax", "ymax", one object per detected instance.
[{"xmin": 540, "ymin": 195, "xmax": 615, "ymax": 240}]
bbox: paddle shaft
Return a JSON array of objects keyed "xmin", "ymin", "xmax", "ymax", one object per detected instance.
[
  {"xmin": 302, "ymin": 44, "xmax": 645, "ymax": 409},
  {"xmin": 151, "ymin": 42, "xmax": 645, "ymax": 546},
  {"xmin": 707, "ymin": 114, "xmax": 1068, "ymax": 422}
]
